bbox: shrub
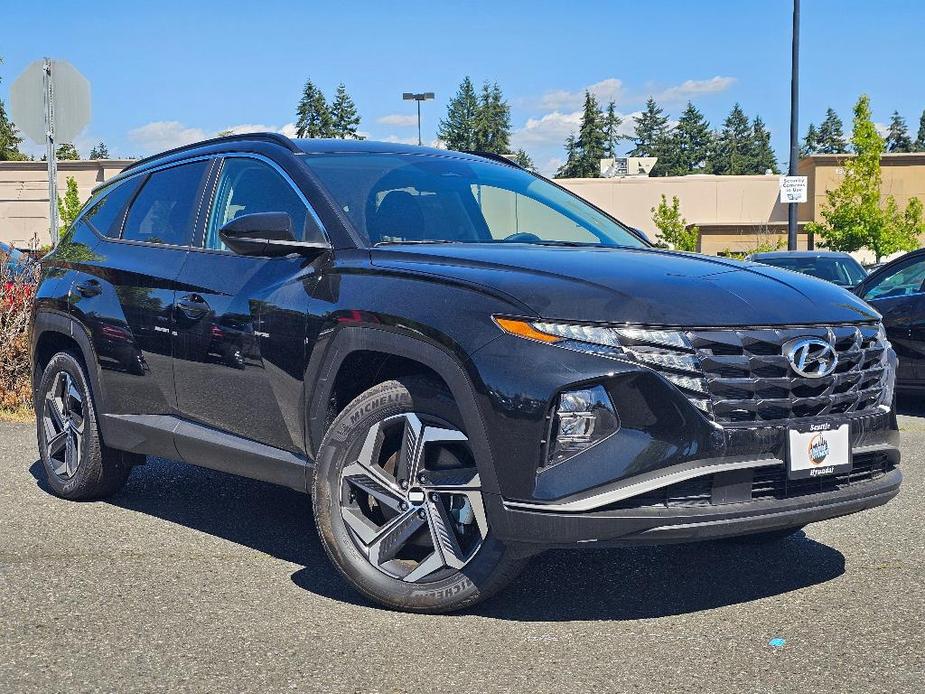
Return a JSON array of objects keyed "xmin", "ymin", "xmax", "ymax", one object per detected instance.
[{"xmin": 0, "ymin": 250, "xmax": 38, "ymax": 413}]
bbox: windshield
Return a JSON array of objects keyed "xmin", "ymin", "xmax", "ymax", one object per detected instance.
[
  {"xmin": 301, "ymin": 153, "xmax": 647, "ymax": 248},
  {"xmin": 756, "ymin": 255, "xmax": 867, "ymax": 286}
]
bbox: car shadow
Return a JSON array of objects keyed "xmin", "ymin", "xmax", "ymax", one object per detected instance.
[{"xmin": 29, "ymin": 457, "xmax": 846, "ymax": 621}]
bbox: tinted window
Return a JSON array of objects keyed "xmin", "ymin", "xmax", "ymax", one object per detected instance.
[
  {"xmin": 302, "ymin": 153, "xmax": 646, "ymax": 248},
  {"xmin": 756, "ymin": 256, "xmax": 867, "ymax": 287},
  {"xmin": 863, "ymin": 259, "xmax": 925, "ymax": 300},
  {"xmin": 204, "ymin": 158, "xmax": 318, "ymax": 250},
  {"xmin": 122, "ymin": 161, "xmax": 208, "ymax": 246},
  {"xmin": 83, "ymin": 177, "xmax": 143, "ymax": 237}
]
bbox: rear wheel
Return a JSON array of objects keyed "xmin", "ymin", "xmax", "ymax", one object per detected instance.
[
  {"xmin": 312, "ymin": 378, "xmax": 527, "ymax": 613},
  {"xmin": 36, "ymin": 352, "xmax": 136, "ymax": 500}
]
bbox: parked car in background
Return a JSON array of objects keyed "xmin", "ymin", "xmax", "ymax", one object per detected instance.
[
  {"xmin": 748, "ymin": 250, "xmax": 868, "ymax": 289},
  {"xmin": 855, "ymin": 248, "xmax": 925, "ymax": 390}
]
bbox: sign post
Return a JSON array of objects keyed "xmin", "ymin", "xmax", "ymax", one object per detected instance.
[{"xmin": 10, "ymin": 58, "xmax": 91, "ymax": 246}]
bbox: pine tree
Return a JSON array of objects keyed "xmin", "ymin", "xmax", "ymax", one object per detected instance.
[
  {"xmin": 574, "ymin": 91, "xmax": 606, "ymax": 177},
  {"xmin": 472, "ymin": 82, "xmax": 511, "ymax": 154},
  {"xmin": 555, "ymin": 134, "xmax": 581, "ymax": 178},
  {"xmin": 667, "ymin": 102, "xmax": 712, "ymax": 175},
  {"xmin": 602, "ymin": 101, "xmax": 623, "ymax": 158},
  {"xmin": 88, "ymin": 141, "xmax": 110, "ymax": 159},
  {"xmin": 748, "ymin": 116, "xmax": 779, "ymax": 174},
  {"xmin": 885, "ymin": 111, "xmax": 913, "ymax": 153},
  {"xmin": 915, "ymin": 109, "xmax": 925, "ymax": 152},
  {"xmin": 801, "ymin": 123, "xmax": 819, "ymax": 157},
  {"xmin": 817, "ymin": 108, "xmax": 848, "ymax": 154},
  {"xmin": 0, "ymin": 59, "xmax": 27, "ymax": 161},
  {"xmin": 295, "ymin": 79, "xmax": 333, "ymax": 138},
  {"xmin": 55, "ymin": 143, "xmax": 79, "ymax": 160},
  {"xmin": 330, "ymin": 83, "xmax": 363, "ymax": 139},
  {"xmin": 628, "ymin": 97, "xmax": 670, "ymax": 158},
  {"xmin": 709, "ymin": 103, "xmax": 751, "ymax": 175},
  {"xmin": 437, "ymin": 77, "xmax": 479, "ymax": 151},
  {"xmin": 510, "ymin": 149, "xmax": 536, "ymax": 172}
]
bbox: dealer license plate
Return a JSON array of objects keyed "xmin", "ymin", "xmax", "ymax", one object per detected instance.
[{"xmin": 787, "ymin": 421, "xmax": 851, "ymax": 480}]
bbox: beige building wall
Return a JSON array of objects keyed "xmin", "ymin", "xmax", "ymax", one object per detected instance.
[{"xmin": 0, "ymin": 160, "xmax": 132, "ymax": 247}]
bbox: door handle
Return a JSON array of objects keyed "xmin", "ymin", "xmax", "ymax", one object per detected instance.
[
  {"xmin": 177, "ymin": 294, "xmax": 211, "ymax": 318},
  {"xmin": 74, "ymin": 279, "xmax": 101, "ymax": 297}
]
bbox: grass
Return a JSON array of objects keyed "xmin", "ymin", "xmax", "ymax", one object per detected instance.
[{"xmin": 0, "ymin": 406, "xmax": 35, "ymax": 423}]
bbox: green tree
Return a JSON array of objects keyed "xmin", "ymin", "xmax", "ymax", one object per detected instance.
[
  {"xmin": 472, "ymin": 81, "xmax": 511, "ymax": 154},
  {"xmin": 330, "ymin": 83, "xmax": 363, "ymax": 139},
  {"xmin": 748, "ymin": 116, "xmax": 779, "ymax": 174},
  {"xmin": 817, "ymin": 108, "xmax": 848, "ymax": 154},
  {"xmin": 885, "ymin": 110, "xmax": 913, "ymax": 153},
  {"xmin": 651, "ymin": 194, "xmax": 699, "ymax": 251},
  {"xmin": 915, "ymin": 109, "xmax": 925, "ymax": 152},
  {"xmin": 88, "ymin": 142, "xmax": 109, "ymax": 159},
  {"xmin": 295, "ymin": 79, "xmax": 333, "ymax": 138},
  {"xmin": 438, "ymin": 76, "xmax": 479, "ymax": 151},
  {"xmin": 709, "ymin": 103, "xmax": 751, "ymax": 175},
  {"xmin": 555, "ymin": 134, "xmax": 581, "ymax": 178},
  {"xmin": 628, "ymin": 97, "xmax": 670, "ymax": 158},
  {"xmin": 668, "ymin": 102, "xmax": 712, "ymax": 175},
  {"xmin": 56, "ymin": 176, "xmax": 82, "ymax": 234},
  {"xmin": 602, "ymin": 101, "xmax": 623, "ymax": 159},
  {"xmin": 55, "ymin": 143, "xmax": 79, "ymax": 160},
  {"xmin": 801, "ymin": 122, "xmax": 819, "ymax": 157},
  {"xmin": 574, "ymin": 91, "xmax": 606, "ymax": 177},
  {"xmin": 807, "ymin": 95, "xmax": 923, "ymax": 262},
  {"xmin": 510, "ymin": 149, "xmax": 536, "ymax": 172},
  {"xmin": 0, "ymin": 57, "xmax": 27, "ymax": 161}
]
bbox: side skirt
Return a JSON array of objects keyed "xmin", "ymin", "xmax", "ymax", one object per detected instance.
[{"xmin": 99, "ymin": 413, "xmax": 311, "ymax": 492}]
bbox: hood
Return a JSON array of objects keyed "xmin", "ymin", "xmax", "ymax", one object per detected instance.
[{"xmin": 370, "ymin": 244, "xmax": 880, "ymax": 326}]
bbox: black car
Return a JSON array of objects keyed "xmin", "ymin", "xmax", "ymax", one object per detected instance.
[
  {"xmin": 855, "ymin": 248, "xmax": 925, "ymax": 389},
  {"xmin": 748, "ymin": 250, "xmax": 868, "ymax": 288},
  {"xmin": 31, "ymin": 134, "xmax": 901, "ymax": 613}
]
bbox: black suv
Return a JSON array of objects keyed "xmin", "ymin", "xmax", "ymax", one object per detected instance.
[{"xmin": 31, "ymin": 134, "xmax": 901, "ymax": 613}]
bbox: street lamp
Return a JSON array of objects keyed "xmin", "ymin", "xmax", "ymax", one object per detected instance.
[
  {"xmin": 403, "ymin": 92, "xmax": 435, "ymax": 146},
  {"xmin": 787, "ymin": 0, "xmax": 800, "ymax": 250}
]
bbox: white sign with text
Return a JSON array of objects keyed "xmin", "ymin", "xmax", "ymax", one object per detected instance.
[{"xmin": 779, "ymin": 175, "xmax": 808, "ymax": 204}]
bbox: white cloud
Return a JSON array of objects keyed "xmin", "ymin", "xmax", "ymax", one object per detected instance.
[
  {"xmin": 538, "ymin": 78, "xmax": 625, "ymax": 111},
  {"xmin": 651, "ymin": 76, "xmax": 736, "ymax": 103},
  {"xmin": 381, "ymin": 134, "xmax": 420, "ymax": 145},
  {"xmin": 377, "ymin": 114, "xmax": 418, "ymax": 127},
  {"xmin": 512, "ymin": 110, "xmax": 583, "ymax": 147},
  {"xmin": 127, "ymin": 121, "xmax": 208, "ymax": 153}
]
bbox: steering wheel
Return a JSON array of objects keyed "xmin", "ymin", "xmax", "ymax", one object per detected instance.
[{"xmin": 502, "ymin": 232, "xmax": 543, "ymax": 243}]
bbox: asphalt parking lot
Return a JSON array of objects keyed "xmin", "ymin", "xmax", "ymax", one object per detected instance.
[{"xmin": 2, "ymin": 404, "xmax": 924, "ymax": 694}]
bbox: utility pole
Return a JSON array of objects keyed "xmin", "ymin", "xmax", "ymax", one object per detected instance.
[
  {"xmin": 43, "ymin": 58, "xmax": 59, "ymax": 245},
  {"xmin": 402, "ymin": 92, "xmax": 435, "ymax": 146},
  {"xmin": 787, "ymin": 0, "xmax": 800, "ymax": 250}
]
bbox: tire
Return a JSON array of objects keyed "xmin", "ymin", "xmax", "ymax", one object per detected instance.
[
  {"xmin": 35, "ymin": 352, "xmax": 136, "ymax": 500},
  {"xmin": 721, "ymin": 526, "xmax": 806, "ymax": 544},
  {"xmin": 312, "ymin": 377, "xmax": 528, "ymax": 613}
]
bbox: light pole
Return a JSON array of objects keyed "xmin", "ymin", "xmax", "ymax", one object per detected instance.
[
  {"xmin": 787, "ymin": 0, "xmax": 801, "ymax": 250},
  {"xmin": 403, "ymin": 92, "xmax": 435, "ymax": 146}
]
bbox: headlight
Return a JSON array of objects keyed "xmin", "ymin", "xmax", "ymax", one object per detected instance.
[
  {"xmin": 493, "ymin": 317, "xmax": 709, "ymax": 403},
  {"xmin": 545, "ymin": 385, "xmax": 620, "ymax": 468}
]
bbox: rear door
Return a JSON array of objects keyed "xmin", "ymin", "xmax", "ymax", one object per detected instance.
[
  {"xmin": 69, "ymin": 160, "xmax": 210, "ymax": 418},
  {"xmin": 860, "ymin": 255, "xmax": 925, "ymax": 386},
  {"xmin": 171, "ymin": 154, "xmax": 327, "ymax": 453}
]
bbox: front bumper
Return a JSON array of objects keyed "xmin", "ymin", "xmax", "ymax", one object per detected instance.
[{"xmin": 486, "ymin": 409, "xmax": 901, "ymax": 548}]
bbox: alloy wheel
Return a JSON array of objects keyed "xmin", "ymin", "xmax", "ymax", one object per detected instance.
[
  {"xmin": 43, "ymin": 371, "xmax": 85, "ymax": 479},
  {"xmin": 339, "ymin": 413, "xmax": 488, "ymax": 583}
]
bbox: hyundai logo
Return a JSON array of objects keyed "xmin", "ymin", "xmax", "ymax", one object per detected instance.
[{"xmin": 785, "ymin": 337, "xmax": 838, "ymax": 378}]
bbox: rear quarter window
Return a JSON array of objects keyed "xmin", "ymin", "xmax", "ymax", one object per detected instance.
[{"xmin": 82, "ymin": 177, "xmax": 143, "ymax": 237}]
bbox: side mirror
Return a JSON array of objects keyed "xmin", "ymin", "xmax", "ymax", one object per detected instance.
[{"xmin": 218, "ymin": 212, "xmax": 329, "ymax": 258}]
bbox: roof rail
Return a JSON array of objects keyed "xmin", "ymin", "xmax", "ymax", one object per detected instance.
[
  {"xmin": 121, "ymin": 132, "xmax": 299, "ymax": 173},
  {"xmin": 461, "ymin": 150, "xmax": 524, "ymax": 169}
]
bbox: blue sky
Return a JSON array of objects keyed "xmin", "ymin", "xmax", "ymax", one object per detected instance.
[{"xmin": 2, "ymin": 0, "xmax": 923, "ymax": 174}]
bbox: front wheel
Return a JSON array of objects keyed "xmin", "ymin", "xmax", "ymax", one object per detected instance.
[{"xmin": 312, "ymin": 378, "xmax": 527, "ymax": 613}]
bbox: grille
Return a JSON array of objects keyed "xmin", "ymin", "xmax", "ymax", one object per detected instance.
[
  {"xmin": 604, "ymin": 452, "xmax": 894, "ymax": 510},
  {"xmin": 622, "ymin": 323, "xmax": 888, "ymax": 424}
]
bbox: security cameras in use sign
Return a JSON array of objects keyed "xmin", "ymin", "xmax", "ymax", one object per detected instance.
[{"xmin": 779, "ymin": 175, "xmax": 808, "ymax": 204}]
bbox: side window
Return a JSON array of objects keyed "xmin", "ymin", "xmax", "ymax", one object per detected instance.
[
  {"xmin": 204, "ymin": 158, "xmax": 322, "ymax": 250},
  {"xmin": 82, "ymin": 177, "xmax": 143, "ymax": 237},
  {"xmin": 122, "ymin": 160, "xmax": 209, "ymax": 246},
  {"xmin": 863, "ymin": 259, "xmax": 925, "ymax": 300}
]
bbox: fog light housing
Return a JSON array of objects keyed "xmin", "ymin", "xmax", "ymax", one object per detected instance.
[{"xmin": 544, "ymin": 385, "xmax": 620, "ymax": 468}]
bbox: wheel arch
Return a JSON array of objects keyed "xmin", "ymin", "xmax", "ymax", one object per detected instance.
[
  {"xmin": 32, "ymin": 311, "xmax": 103, "ymax": 410},
  {"xmin": 305, "ymin": 326, "xmax": 500, "ymax": 495}
]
